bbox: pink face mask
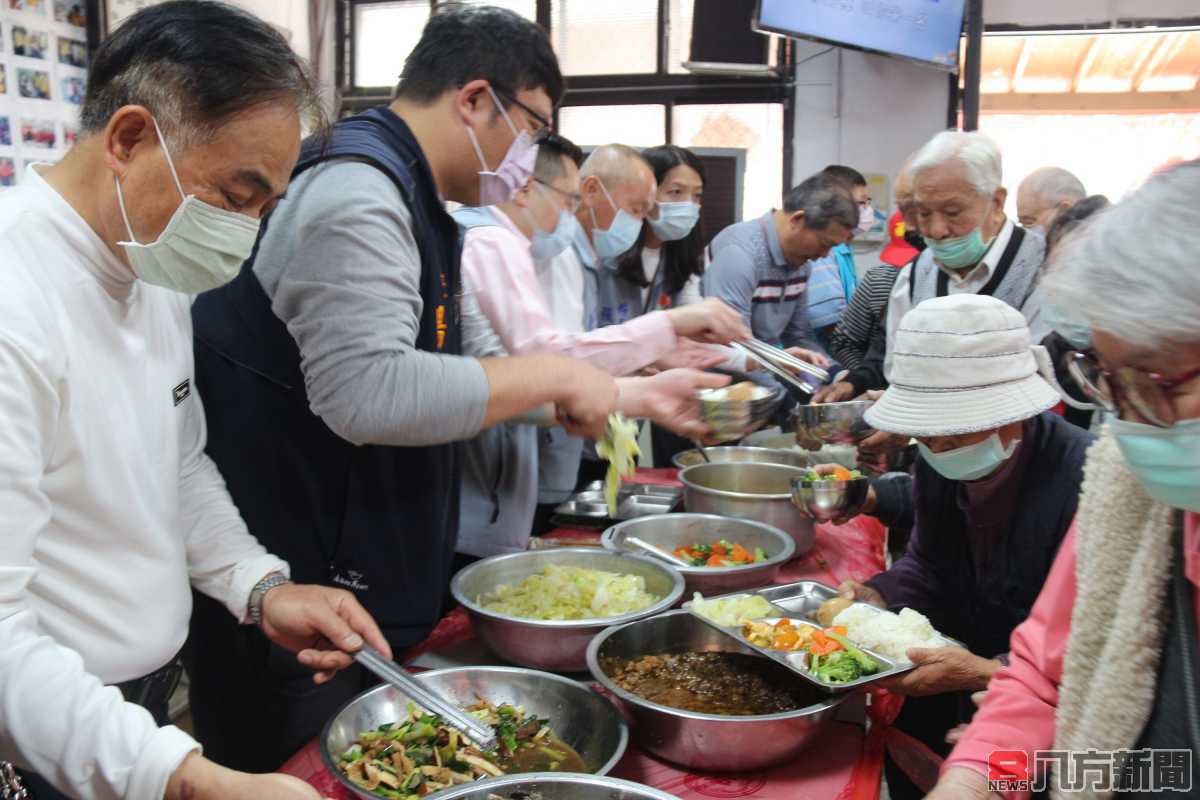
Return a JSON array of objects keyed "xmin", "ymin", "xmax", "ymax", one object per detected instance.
[{"xmin": 464, "ymin": 86, "xmax": 539, "ymax": 206}]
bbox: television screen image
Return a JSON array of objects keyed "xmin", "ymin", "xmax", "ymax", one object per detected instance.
[
  {"xmin": 0, "ymin": 158, "xmax": 16, "ymax": 188},
  {"xmin": 756, "ymin": 0, "xmax": 965, "ymax": 71}
]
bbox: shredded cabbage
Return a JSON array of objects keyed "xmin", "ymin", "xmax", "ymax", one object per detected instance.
[
  {"xmin": 480, "ymin": 565, "xmax": 660, "ymax": 620},
  {"xmin": 690, "ymin": 592, "xmax": 776, "ymax": 627},
  {"xmin": 596, "ymin": 413, "xmax": 640, "ymax": 516}
]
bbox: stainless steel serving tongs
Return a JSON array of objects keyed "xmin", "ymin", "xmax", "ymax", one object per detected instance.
[
  {"xmin": 730, "ymin": 339, "xmax": 828, "ymax": 395},
  {"xmin": 354, "ymin": 646, "xmax": 498, "ymax": 751}
]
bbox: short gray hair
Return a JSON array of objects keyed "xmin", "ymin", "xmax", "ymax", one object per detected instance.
[
  {"xmin": 782, "ymin": 172, "xmax": 858, "ymax": 230},
  {"xmin": 1019, "ymin": 166, "xmax": 1086, "ymax": 206},
  {"xmin": 909, "ymin": 130, "xmax": 1003, "ymax": 198},
  {"xmin": 580, "ymin": 144, "xmax": 650, "ymax": 188},
  {"xmin": 1041, "ymin": 160, "xmax": 1200, "ymax": 349}
]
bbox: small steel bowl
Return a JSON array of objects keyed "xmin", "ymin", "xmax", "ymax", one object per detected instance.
[
  {"xmin": 679, "ymin": 462, "xmax": 815, "ymax": 556},
  {"xmin": 451, "ymin": 548, "xmax": 685, "ymax": 672},
  {"xmin": 587, "ymin": 610, "xmax": 846, "ymax": 771},
  {"xmin": 432, "ymin": 774, "xmax": 682, "ymax": 800},
  {"xmin": 697, "ymin": 385, "xmax": 784, "ymax": 442},
  {"xmin": 322, "ymin": 666, "xmax": 629, "ymax": 800},
  {"xmin": 672, "ymin": 445, "xmax": 810, "ymax": 470},
  {"xmin": 601, "ymin": 514, "xmax": 795, "ymax": 595},
  {"xmin": 790, "ymin": 476, "xmax": 871, "ymax": 523},
  {"xmin": 790, "ymin": 401, "xmax": 874, "ymax": 451}
]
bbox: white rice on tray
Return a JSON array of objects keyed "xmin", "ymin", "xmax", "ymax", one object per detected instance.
[{"xmin": 832, "ymin": 604, "xmax": 956, "ymax": 663}]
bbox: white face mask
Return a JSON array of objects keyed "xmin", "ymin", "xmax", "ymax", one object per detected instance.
[{"xmin": 115, "ymin": 118, "xmax": 261, "ymax": 294}]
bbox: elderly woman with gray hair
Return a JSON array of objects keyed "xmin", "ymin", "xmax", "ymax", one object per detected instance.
[{"xmin": 928, "ymin": 160, "xmax": 1200, "ymax": 799}]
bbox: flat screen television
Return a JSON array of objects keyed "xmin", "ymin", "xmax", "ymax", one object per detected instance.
[{"xmin": 754, "ymin": 0, "xmax": 965, "ymax": 72}]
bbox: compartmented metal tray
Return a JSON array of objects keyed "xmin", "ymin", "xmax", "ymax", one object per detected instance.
[
  {"xmin": 553, "ymin": 483, "xmax": 682, "ymax": 526},
  {"xmin": 682, "ymin": 580, "xmax": 916, "ymax": 693}
]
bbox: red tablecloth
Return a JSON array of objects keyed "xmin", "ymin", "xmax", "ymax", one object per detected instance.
[{"xmin": 280, "ymin": 469, "xmax": 896, "ymax": 799}]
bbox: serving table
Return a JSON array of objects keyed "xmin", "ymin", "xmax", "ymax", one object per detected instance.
[{"xmin": 281, "ymin": 469, "xmax": 903, "ymax": 800}]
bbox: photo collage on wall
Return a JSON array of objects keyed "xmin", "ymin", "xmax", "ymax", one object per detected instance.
[{"xmin": 0, "ymin": 0, "xmax": 89, "ymax": 189}]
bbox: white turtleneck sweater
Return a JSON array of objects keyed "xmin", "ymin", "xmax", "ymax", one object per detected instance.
[{"xmin": 0, "ymin": 166, "xmax": 289, "ymax": 800}]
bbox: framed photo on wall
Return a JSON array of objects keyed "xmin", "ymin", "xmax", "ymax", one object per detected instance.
[{"xmin": 97, "ymin": 0, "xmax": 162, "ymax": 37}]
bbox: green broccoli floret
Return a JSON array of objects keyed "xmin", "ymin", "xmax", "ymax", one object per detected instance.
[
  {"xmin": 812, "ymin": 651, "xmax": 864, "ymax": 684},
  {"xmin": 826, "ymin": 631, "xmax": 882, "ymax": 674}
]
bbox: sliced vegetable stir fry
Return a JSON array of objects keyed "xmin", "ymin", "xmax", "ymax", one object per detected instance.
[
  {"xmin": 337, "ymin": 700, "xmax": 584, "ymax": 798},
  {"xmin": 802, "ymin": 466, "xmax": 863, "ymax": 482},
  {"xmin": 597, "ymin": 413, "xmax": 640, "ymax": 516},
  {"xmin": 672, "ymin": 539, "xmax": 769, "ymax": 568},
  {"xmin": 742, "ymin": 619, "xmax": 881, "ymax": 685}
]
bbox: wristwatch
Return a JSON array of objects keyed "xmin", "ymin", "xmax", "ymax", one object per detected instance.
[{"xmin": 248, "ymin": 572, "xmax": 293, "ymax": 626}]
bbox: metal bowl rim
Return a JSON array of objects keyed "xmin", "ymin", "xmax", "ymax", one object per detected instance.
[
  {"xmin": 791, "ymin": 476, "xmax": 872, "ymax": 488},
  {"xmin": 319, "ymin": 665, "xmax": 631, "ymax": 798},
  {"xmin": 585, "ymin": 609, "xmax": 848, "ymax": 724},
  {"xmin": 600, "ymin": 514, "xmax": 796, "ymax": 574},
  {"xmin": 429, "ymin": 772, "xmax": 683, "ymax": 800},
  {"xmin": 696, "ymin": 385, "xmax": 785, "ymax": 404},
  {"xmin": 450, "ymin": 548, "xmax": 685, "ymax": 628},
  {"xmin": 678, "ymin": 462, "xmax": 808, "ymax": 501},
  {"xmin": 790, "ymin": 399, "xmax": 874, "ymax": 415},
  {"xmin": 671, "ymin": 445, "xmax": 808, "ymax": 470}
]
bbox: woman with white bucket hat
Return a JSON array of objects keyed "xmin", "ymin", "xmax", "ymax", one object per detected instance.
[
  {"xmin": 928, "ymin": 161, "xmax": 1200, "ymax": 799},
  {"xmin": 826, "ymin": 292, "xmax": 1095, "ymax": 800}
]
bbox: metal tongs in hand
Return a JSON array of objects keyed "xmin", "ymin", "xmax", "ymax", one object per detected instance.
[
  {"xmin": 731, "ymin": 339, "xmax": 829, "ymax": 395},
  {"xmin": 354, "ymin": 646, "xmax": 497, "ymax": 751}
]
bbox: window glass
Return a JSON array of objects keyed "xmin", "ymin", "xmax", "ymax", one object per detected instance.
[
  {"xmin": 667, "ymin": 0, "xmax": 695, "ymax": 74},
  {"xmin": 353, "ymin": 1, "xmax": 430, "ymax": 88},
  {"xmin": 672, "ymin": 103, "xmax": 783, "ymax": 220},
  {"xmin": 552, "ymin": 0, "xmax": 658, "ymax": 75},
  {"xmin": 558, "ymin": 105, "xmax": 667, "ymax": 149}
]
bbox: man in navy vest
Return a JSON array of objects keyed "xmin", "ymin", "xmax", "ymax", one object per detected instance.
[{"xmin": 187, "ymin": 6, "xmax": 618, "ymax": 771}]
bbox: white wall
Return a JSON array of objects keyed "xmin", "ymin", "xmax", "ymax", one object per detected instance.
[
  {"xmin": 792, "ymin": 41, "xmax": 950, "ymax": 271},
  {"xmin": 986, "ymin": 0, "xmax": 1200, "ymax": 27}
]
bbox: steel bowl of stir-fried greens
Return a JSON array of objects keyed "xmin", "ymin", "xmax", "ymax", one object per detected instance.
[
  {"xmin": 322, "ymin": 666, "xmax": 628, "ymax": 800},
  {"xmin": 602, "ymin": 514, "xmax": 795, "ymax": 594}
]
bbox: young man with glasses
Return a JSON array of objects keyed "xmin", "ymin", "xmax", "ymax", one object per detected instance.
[
  {"xmin": 453, "ymin": 132, "xmax": 742, "ymax": 560},
  {"xmin": 185, "ymin": 6, "xmax": 622, "ymax": 772}
]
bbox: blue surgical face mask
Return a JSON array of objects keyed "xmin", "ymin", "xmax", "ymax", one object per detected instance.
[
  {"xmin": 918, "ymin": 433, "xmax": 1020, "ymax": 482},
  {"xmin": 1111, "ymin": 418, "xmax": 1200, "ymax": 512},
  {"xmin": 647, "ymin": 201, "xmax": 700, "ymax": 242},
  {"xmin": 529, "ymin": 208, "xmax": 577, "ymax": 261},
  {"xmin": 1043, "ymin": 301, "xmax": 1093, "ymax": 349},
  {"xmin": 589, "ymin": 180, "xmax": 643, "ymax": 259},
  {"xmin": 928, "ymin": 228, "xmax": 993, "ymax": 270}
]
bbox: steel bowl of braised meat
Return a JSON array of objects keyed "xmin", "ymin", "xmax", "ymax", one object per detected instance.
[{"xmin": 586, "ymin": 610, "xmax": 846, "ymax": 771}]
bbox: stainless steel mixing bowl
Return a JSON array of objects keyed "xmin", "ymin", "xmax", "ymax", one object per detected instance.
[
  {"xmin": 322, "ymin": 666, "xmax": 628, "ymax": 800},
  {"xmin": 433, "ymin": 774, "xmax": 682, "ymax": 800},
  {"xmin": 672, "ymin": 445, "xmax": 810, "ymax": 470},
  {"xmin": 790, "ymin": 401, "xmax": 874, "ymax": 451},
  {"xmin": 450, "ymin": 548, "xmax": 685, "ymax": 672},
  {"xmin": 790, "ymin": 475, "xmax": 872, "ymax": 523},
  {"xmin": 697, "ymin": 385, "xmax": 784, "ymax": 442},
  {"xmin": 586, "ymin": 610, "xmax": 846, "ymax": 771},
  {"xmin": 601, "ymin": 514, "xmax": 795, "ymax": 595},
  {"xmin": 678, "ymin": 463, "xmax": 815, "ymax": 555}
]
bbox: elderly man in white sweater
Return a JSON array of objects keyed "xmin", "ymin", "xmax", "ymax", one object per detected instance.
[{"xmin": 0, "ymin": 4, "xmax": 392, "ymax": 800}]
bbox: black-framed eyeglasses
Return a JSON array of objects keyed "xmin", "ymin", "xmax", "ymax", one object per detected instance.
[
  {"xmin": 1066, "ymin": 350, "xmax": 1200, "ymax": 428},
  {"xmin": 494, "ymin": 88, "xmax": 552, "ymax": 137},
  {"xmin": 533, "ymin": 177, "xmax": 581, "ymax": 213}
]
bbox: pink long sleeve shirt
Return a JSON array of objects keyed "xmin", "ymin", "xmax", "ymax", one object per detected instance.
[
  {"xmin": 944, "ymin": 512, "xmax": 1200, "ymax": 797},
  {"xmin": 459, "ymin": 208, "xmax": 677, "ymax": 376}
]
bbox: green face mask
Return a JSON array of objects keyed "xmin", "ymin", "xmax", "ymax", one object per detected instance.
[{"xmin": 928, "ymin": 227, "xmax": 992, "ymax": 269}]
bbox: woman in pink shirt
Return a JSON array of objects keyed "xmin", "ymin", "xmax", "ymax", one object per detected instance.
[{"xmin": 929, "ymin": 161, "xmax": 1200, "ymax": 799}]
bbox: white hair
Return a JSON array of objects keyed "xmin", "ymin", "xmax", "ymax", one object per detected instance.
[
  {"xmin": 580, "ymin": 143, "xmax": 647, "ymax": 187},
  {"xmin": 1019, "ymin": 166, "xmax": 1086, "ymax": 205},
  {"xmin": 909, "ymin": 130, "xmax": 1003, "ymax": 198},
  {"xmin": 1041, "ymin": 160, "xmax": 1200, "ymax": 349}
]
